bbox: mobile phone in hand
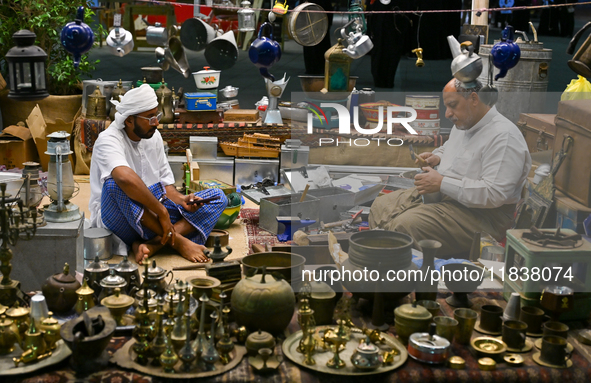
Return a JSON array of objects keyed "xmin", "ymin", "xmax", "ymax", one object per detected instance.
[{"xmin": 187, "ymin": 196, "xmax": 221, "ymax": 205}]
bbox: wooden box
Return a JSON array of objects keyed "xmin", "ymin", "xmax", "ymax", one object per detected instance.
[
  {"xmin": 517, "ymin": 113, "xmax": 556, "ymax": 153},
  {"xmin": 553, "ymin": 99, "xmax": 591, "ymax": 207},
  {"xmin": 223, "ymin": 109, "xmax": 259, "ymax": 122}
]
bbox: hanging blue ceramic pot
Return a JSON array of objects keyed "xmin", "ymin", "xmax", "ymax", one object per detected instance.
[
  {"xmin": 61, "ymin": 7, "xmax": 94, "ymax": 68},
  {"xmin": 248, "ymin": 22, "xmax": 281, "ymax": 81},
  {"xmin": 490, "ymin": 25, "xmax": 521, "ymax": 81}
]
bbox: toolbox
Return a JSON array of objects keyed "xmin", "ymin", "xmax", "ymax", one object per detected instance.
[
  {"xmin": 553, "ymin": 99, "xmax": 591, "ymax": 207},
  {"xmin": 196, "ymin": 159, "xmax": 234, "ymax": 185},
  {"xmin": 185, "ymin": 92, "xmax": 217, "ymax": 111},
  {"xmin": 516, "ymin": 113, "xmax": 557, "ymax": 153},
  {"xmin": 234, "ymin": 158, "xmax": 279, "ymax": 187}
]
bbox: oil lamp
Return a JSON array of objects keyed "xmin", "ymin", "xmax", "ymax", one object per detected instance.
[
  {"xmin": 44, "ymin": 132, "xmax": 82, "ymax": 223},
  {"xmin": 5, "ymin": 30, "xmax": 48, "ymax": 101},
  {"xmin": 238, "ymin": 1, "xmax": 256, "ymax": 32},
  {"xmin": 21, "ymin": 162, "xmax": 45, "ymax": 227}
]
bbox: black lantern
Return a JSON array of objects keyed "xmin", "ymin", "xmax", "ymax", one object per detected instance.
[{"xmin": 6, "ymin": 30, "xmax": 49, "ymax": 101}]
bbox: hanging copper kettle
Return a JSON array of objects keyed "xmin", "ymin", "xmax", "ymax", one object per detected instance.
[
  {"xmin": 86, "ymin": 86, "xmax": 107, "ymax": 120},
  {"xmin": 155, "ymin": 79, "xmax": 174, "ymax": 124},
  {"xmin": 567, "ymin": 21, "xmax": 591, "ymax": 79}
]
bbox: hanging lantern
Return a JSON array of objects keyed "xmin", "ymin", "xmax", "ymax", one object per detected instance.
[
  {"xmin": 238, "ymin": 1, "xmax": 256, "ymax": 32},
  {"xmin": 5, "ymin": 30, "xmax": 48, "ymax": 101},
  {"xmin": 44, "ymin": 132, "xmax": 82, "ymax": 223}
]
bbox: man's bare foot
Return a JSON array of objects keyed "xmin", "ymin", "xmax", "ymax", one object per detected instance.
[
  {"xmin": 132, "ymin": 238, "xmax": 165, "ymax": 263},
  {"xmin": 173, "ymin": 236, "xmax": 210, "ymax": 263}
]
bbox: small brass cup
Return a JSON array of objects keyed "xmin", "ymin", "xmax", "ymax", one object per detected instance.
[
  {"xmin": 543, "ymin": 321, "xmax": 569, "ymax": 339},
  {"xmin": 479, "ymin": 305, "xmax": 503, "ymax": 333},
  {"xmin": 434, "ymin": 316, "xmax": 458, "ymax": 343},
  {"xmin": 454, "ymin": 308, "xmax": 477, "ymax": 345},
  {"xmin": 519, "ymin": 306, "xmax": 544, "ymax": 334},
  {"xmin": 502, "ymin": 320, "xmax": 528, "ymax": 349},
  {"xmin": 540, "ymin": 336, "xmax": 570, "ymax": 366}
]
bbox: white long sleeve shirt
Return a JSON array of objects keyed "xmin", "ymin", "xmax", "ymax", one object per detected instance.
[
  {"xmin": 431, "ymin": 106, "xmax": 531, "ymax": 209},
  {"xmin": 89, "ymin": 126, "xmax": 174, "ymax": 254}
]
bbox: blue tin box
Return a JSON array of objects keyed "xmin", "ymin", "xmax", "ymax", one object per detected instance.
[{"xmin": 185, "ymin": 92, "xmax": 217, "ymax": 111}]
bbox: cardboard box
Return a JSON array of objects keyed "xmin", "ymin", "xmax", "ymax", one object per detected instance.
[{"xmin": 0, "ymin": 123, "xmax": 39, "ymax": 169}]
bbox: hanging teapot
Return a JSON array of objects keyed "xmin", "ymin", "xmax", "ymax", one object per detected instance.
[
  {"xmin": 490, "ymin": 25, "xmax": 521, "ymax": 81},
  {"xmin": 106, "ymin": 24, "xmax": 134, "ymax": 57},
  {"xmin": 448, "ymin": 36, "xmax": 482, "ymax": 86},
  {"xmin": 567, "ymin": 21, "xmax": 591, "ymax": 78},
  {"xmin": 249, "ymin": 22, "xmax": 282, "ymax": 81},
  {"xmin": 155, "ymin": 79, "xmax": 175, "ymax": 124},
  {"xmin": 41, "ymin": 263, "xmax": 82, "ymax": 314},
  {"xmin": 341, "ymin": 19, "xmax": 373, "ymax": 60},
  {"xmin": 60, "ymin": 7, "xmax": 94, "ymax": 68}
]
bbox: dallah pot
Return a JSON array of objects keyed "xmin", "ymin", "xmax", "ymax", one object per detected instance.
[
  {"xmin": 113, "ymin": 255, "xmax": 141, "ymax": 295},
  {"xmin": 42, "ymin": 263, "xmax": 81, "ymax": 314},
  {"xmin": 144, "ymin": 260, "xmax": 174, "ymax": 297}
]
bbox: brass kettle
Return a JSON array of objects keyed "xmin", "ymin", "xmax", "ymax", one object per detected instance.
[
  {"xmin": 567, "ymin": 21, "xmax": 591, "ymax": 79},
  {"xmin": 155, "ymin": 78, "xmax": 174, "ymax": 124},
  {"xmin": 108, "ymin": 79, "xmax": 127, "ymax": 121},
  {"xmin": 42, "ymin": 263, "xmax": 81, "ymax": 314},
  {"xmin": 86, "ymin": 86, "xmax": 108, "ymax": 120}
]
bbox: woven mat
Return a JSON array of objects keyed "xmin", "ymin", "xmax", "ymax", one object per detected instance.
[{"xmin": 239, "ymin": 208, "xmax": 281, "ymax": 253}]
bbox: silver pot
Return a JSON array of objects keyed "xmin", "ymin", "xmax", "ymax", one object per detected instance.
[
  {"xmin": 84, "ymin": 228, "xmax": 113, "ymax": 263},
  {"xmin": 106, "ymin": 27, "xmax": 134, "ymax": 57},
  {"xmin": 220, "ymin": 86, "xmax": 239, "ymax": 98}
]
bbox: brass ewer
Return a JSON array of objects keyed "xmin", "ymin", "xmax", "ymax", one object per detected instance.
[
  {"xmin": 40, "ymin": 312, "xmax": 62, "ymax": 350},
  {"xmin": 0, "ymin": 315, "xmax": 19, "ymax": 354},
  {"xmin": 109, "ymin": 79, "xmax": 127, "ymax": 121},
  {"xmin": 74, "ymin": 279, "xmax": 96, "ymax": 315},
  {"xmin": 155, "ymin": 78, "xmax": 174, "ymax": 124},
  {"xmin": 86, "ymin": 86, "xmax": 107, "ymax": 120}
]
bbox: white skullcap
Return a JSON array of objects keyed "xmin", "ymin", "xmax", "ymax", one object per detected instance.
[{"xmin": 110, "ymin": 83, "xmax": 159, "ymax": 129}]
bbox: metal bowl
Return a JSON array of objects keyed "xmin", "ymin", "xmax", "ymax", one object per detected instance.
[
  {"xmin": 298, "ymin": 75, "xmax": 358, "ymax": 101},
  {"xmin": 241, "ymin": 252, "xmax": 306, "ymax": 285},
  {"xmin": 471, "ymin": 337, "xmax": 507, "ymax": 359},
  {"xmin": 220, "ymin": 86, "xmax": 239, "ymax": 98}
]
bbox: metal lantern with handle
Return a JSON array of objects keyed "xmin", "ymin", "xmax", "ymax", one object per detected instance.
[{"xmin": 238, "ymin": 1, "xmax": 256, "ymax": 32}]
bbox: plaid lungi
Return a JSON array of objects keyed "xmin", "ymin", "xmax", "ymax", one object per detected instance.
[{"xmin": 100, "ymin": 178, "xmax": 227, "ymax": 246}]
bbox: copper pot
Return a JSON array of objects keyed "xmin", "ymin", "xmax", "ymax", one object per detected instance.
[{"xmin": 42, "ymin": 263, "xmax": 81, "ymax": 314}]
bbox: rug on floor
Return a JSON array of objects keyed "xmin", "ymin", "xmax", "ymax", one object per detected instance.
[{"xmin": 240, "ymin": 208, "xmax": 282, "ymax": 252}]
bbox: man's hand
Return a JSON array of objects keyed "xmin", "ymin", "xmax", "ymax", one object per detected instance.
[
  {"xmin": 414, "ymin": 167, "xmax": 444, "ymax": 194},
  {"xmin": 157, "ymin": 208, "xmax": 176, "ymax": 246},
  {"xmin": 182, "ymin": 194, "xmax": 202, "ymax": 213},
  {"xmin": 416, "ymin": 152, "xmax": 441, "ymax": 167}
]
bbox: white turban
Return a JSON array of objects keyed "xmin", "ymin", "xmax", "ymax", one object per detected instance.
[{"xmin": 110, "ymin": 83, "xmax": 159, "ymax": 129}]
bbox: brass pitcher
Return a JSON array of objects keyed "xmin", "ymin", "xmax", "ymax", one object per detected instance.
[
  {"xmin": 109, "ymin": 79, "xmax": 127, "ymax": 121},
  {"xmin": 567, "ymin": 21, "xmax": 591, "ymax": 78},
  {"xmin": 155, "ymin": 78, "xmax": 174, "ymax": 124},
  {"xmin": 86, "ymin": 86, "xmax": 107, "ymax": 120},
  {"xmin": 0, "ymin": 315, "xmax": 20, "ymax": 355},
  {"xmin": 74, "ymin": 279, "xmax": 95, "ymax": 315}
]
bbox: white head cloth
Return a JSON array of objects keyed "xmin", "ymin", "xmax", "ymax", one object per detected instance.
[{"xmin": 110, "ymin": 83, "xmax": 158, "ymax": 129}]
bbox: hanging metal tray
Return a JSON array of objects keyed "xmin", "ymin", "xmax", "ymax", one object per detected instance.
[
  {"xmin": 110, "ymin": 339, "xmax": 246, "ymax": 379},
  {"xmin": 282, "ymin": 326, "xmax": 407, "ymax": 375},
  {"xmin": 0, "ymin": 340, "xmax": 72, "ymax": 376}
]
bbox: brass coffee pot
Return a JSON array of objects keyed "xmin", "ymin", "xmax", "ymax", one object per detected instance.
[
  {"xmin": 6, "ymin": 302, "xmax": 30, "ymax": 336},
  {"xmin": 0, "ymin": 315, "xmax": 20, "ymax": 354},
  {"xmin": 74, "ymin": 279, "xmax": 96, "ymax": 315},
  {"xmin": 567, "ymin": 21, "xmax": 591, "ymax": 78},
  {"xmin": 155, "ymin": 78, "xmax": 174, "ymax": 124},
  {"xmin": 40, "ymin": 312, "xmax": 61, "ymax": 350},
  {"xmin": 84, "ymin": 256, "xmax": 110, "ymax": 299},
  {"xmin": 109, "ymin": 79, "xmax": 127, "ymax": 121},
  {"xmin": 86, "ymin": 86, "xmax": 108, "ymax": 120}
]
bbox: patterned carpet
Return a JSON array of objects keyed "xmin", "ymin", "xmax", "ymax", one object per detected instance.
[{"xmin": 240, "ymin": 208, "xmax": 281, "ymax": 253}]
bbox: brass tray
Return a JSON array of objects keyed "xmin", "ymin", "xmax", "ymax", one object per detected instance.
[
  {"xmin": 110, "ymin": 339, "xmax": 246, "ymax": 379},
  {"xmin": 0, "ymin": 340, "xmax": 72, "ymax": 376},
  {"xmin": 282, "ymin": 326, "xmax": 407, "ymax": 375}
]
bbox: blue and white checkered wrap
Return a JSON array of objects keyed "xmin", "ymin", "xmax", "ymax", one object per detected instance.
[{"xmin": 101, "ymin": 178, "xmax": 227, "ymax": 246}]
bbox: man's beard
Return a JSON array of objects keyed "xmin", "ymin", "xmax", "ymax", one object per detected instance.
[{"xmin": 133, "ymin": 121, "xmax": 157, "ymax": 139}]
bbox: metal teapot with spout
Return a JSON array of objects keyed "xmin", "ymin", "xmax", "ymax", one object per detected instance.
[
  {"xmin": 155, "ymin": 79, "xmax": 174, "ymax": 124},
  {"xmin": 143, "ymin": 260, "xmax": 174, "ymax": 297},
  {"xmin": 249, "ymin": 22, "xmax": 282, "ymax": 81},
  {"xmin": 567, "ymin": 21, "xmax": 591, "ymax": 78},
  {"xmin": 60, "ymin": 7, "xmax": 94, "ymax": 68},
  {"xmin": 341, "ymin": 19, "xmax": 373, "ymax": 60},
  {"xmin": 113, "ymin": 255, "xmax": 141, "ymax": 295},
  {"xmin": 106, "ymin": 14, "xmax": 134, "ymax": 57},
  {"xmin": 490, "ymin": 25, "xmax": 521, "ymax": 81},
  {"xmin": 448, "ymin": 36, "xmax": 483, "ymax": 86},
  {"xmin": 41, "ymin": 263, "xmax": 81, "ymax": 314}
]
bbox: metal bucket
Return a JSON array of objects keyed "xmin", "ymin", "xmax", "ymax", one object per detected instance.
[
  {"xmin": 84, "ymin": 227, "xmax": 113, "ymax": 263},
  {"xmin": 478, "ymin": 41, "xmax": 552, "ymax": 123}
]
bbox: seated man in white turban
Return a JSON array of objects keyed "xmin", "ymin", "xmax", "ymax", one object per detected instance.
[{"xmin": 89, "ymin": 84, "xmax": 227, "ymax": 263}]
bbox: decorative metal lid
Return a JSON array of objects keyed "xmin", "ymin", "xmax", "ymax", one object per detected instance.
[
  {"xmin": 76, "ymin": 279, "xmax": 95, "ymax": 296},
  {"xmin": 85, "ymin": 256, "xmax": 109, "ymax": 273},
  {"xmin": 0, "ymin": 315, "xmax": 14, "ymax": 328},
  {"xmin": 52, "ymin": 263, "xmax": 77, "ymax": 284},
  {"xmin": 356, "ymin": 337, "xmax": 379, "ymax": 354},
  {"xmin": 41, "ymin": 312, "xmax": 59, "ymax": 327},
  {"xmin": 114, "ymin": 255, "xmax": 138, "ymax": 273},
  {"xmin": 448, "ymin": 356, "xmax": 466, "ymax": 369},
  {"xmin": 246, "ymin": 330, "xmax": 275, "ymax": 348},
  {"xmin": 6, "ymin": 302, "xmax": 29, "ymax": 318},
  {"xmin": 409, "ymin": 330, "xmax": 450, "ymax": 353},
  {"xmin": 102, "ymin": 288, "xmax": 134, "ymax": 308},
  {"xmin": 100, "ymin": 269, "xmax": 127, "ymax": 288},
  {"xmin": 395, "ymin": 302, "xmax": 432, "ymax": 321},
  {"xmin": 147, "ymin": 260, "xmax": 166, "ymax": 278}
]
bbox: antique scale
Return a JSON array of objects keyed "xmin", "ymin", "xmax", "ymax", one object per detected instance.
[{"xmin": 503, "ymin": 227, "xmax": 591, "ymax": 321}]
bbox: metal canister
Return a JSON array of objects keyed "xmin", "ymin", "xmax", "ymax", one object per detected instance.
[
  {"xmin": 86, "ymin": 86, "xmax": 107, "ymax": 120},
  {"xmin": 407, "ymin": 324, "xmax": 450, "ymax": 364}
]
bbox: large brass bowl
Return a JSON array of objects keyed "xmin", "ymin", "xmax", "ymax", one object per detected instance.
[
  {"xmin": 298, "ymin": 75, "xmax": 358, "ymax": 101},
  {"xmin": 241, "ymin": 252, "xmax": 306, "ymax": 287}
]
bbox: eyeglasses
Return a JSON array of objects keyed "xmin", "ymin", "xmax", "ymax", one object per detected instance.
[{"xmin": 135, "ymin": 112, "xmax": 163, "ymax": 125}]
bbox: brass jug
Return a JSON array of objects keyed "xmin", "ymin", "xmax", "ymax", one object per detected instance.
[
  {"xmin": 0, "ymin": 315, "xmax": 20, "ymax": 355},
  {"xmin": 109, "ymin": 79, "xmax": 127, "ymax": 121},
  {"xmin": 324, "ymin": 38, "xmax": 352, "ymax": 92},
  {"xmin": 155, "ymin": 78, "xmax": 174, "ymax": 124},
  {"xmin": 567, "ymin": 21, "xmax": 591, "ymax": 78},
  {"xmin": 74, "ymin": 279, "xmax": 95, "ymax": 315},
  {"xmin": 40, "ymin": 312, "xmax": 61, "ymax": 350},
  {"xmin": 86, "ymin": 86, "xmax": 107, "ymax": 120}
]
